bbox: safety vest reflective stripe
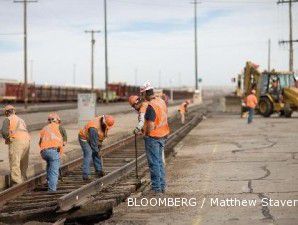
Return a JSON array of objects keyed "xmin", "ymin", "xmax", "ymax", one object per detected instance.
[
  {"xmin": 40, "ymin": 124, "xmax": 63, "ymax": 150},
  {"xmin": 79, "ymin": 116, "xmax": 106, "ymax": 141},
  {"xmin": 8, "ymin": 115, "xmax": 30, "ymax": 141},
  {"xmin": 147, "ymin": 98, "xmax": 170, "ymax": 138}
]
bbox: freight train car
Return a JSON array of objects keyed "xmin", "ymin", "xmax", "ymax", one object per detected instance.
[
  {"xmin": 108, "ymin": 82, "xmax": 194, "ymax": 101},
  {"xmin": 0, "ymin": 80, "xmax": 118, "ymax": 103}
]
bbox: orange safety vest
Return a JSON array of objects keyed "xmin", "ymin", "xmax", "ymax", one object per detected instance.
[
  {"xmin": 139, "ymin": 101, "xmax": 149, "ymax": 114},
  {"xmin": 40, "ymin": 123, "xmax": 63, "ymax": 152},
  {"xmin": 79, "ymin": 116, "xmax": 107, "ymax": 141},
  {"xmin": 179, "ymin": 102, "xmax": 187, "ymax": 113},
  {"xmin": 8, "ymin": 115, "xmax": 30, "ymax": 141},
  {"xmin": 146, "ymin": 98, "xmax": 170, "ymax": 138}
]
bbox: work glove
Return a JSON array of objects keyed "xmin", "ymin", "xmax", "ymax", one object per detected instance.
[{"xmin": 133, "ymin": 127, "xmax": 141, "ymax": 135}]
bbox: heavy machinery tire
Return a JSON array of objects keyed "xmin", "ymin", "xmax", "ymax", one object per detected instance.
[
  {"xmin": 258, "ymin": 97, "xmax": 273, "ymax": 117},
  {"xmin": 284, "ymin": 104, "xmax": 293, "ymax": 118}
]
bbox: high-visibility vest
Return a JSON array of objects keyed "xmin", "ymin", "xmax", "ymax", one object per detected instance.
[
  {"xmin": 179, "ymin": 102, "xmax": 187, "ymax": 113},
  {"xmin": 146, "ymin": 98, "xmax": 170, "ymax": 138},
  {"xmin": 40, "ymin": 123, "xmax": 63, "ymax": 151},
  {"xmin": 7, "ymin": 115, "xmax": 30, "ymax": 141},
  {"xmin": 139, "ymin": 101, "xmax": 148, "ymax": 114},
  {"xmin": 79, "ymin": 116, "xmax": 107, "ymax": 141}
]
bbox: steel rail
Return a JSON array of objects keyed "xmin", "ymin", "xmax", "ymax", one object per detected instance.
[
  {"xmin": 0, "ymin": 104, "xmax": 201, "ymax": 208},
  {"xmin": 57, "ymin": 112, "xmax": 203, "ymax": 211}
]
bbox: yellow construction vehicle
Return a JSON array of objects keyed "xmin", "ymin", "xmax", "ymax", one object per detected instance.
[{"xmin": 242, "ymin": 61, "xmax": 298, "ymax": 117}]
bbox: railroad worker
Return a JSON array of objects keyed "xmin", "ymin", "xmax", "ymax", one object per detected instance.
[
  {"xmin": 39, "ymin": 113, "xmax": 67, "ymax": 192},
  {"xmin": 144, "ymin": 85, "xmax": 170, "ymax": 195},
  {"xmin": 245, "ymin": 89, "xmax": 258, "ymax": 124},
  {"xmin": 178, "ymin": 100, "xmax": 190, "ymax": 124},
  {"xmin": 78, "ymin": 115, "xmax": 115, "ymax": 181},
  {"xmin": 129, "ymin": 95, "xmax": 148, "ymax": 134},
  {"xmin": 1, "ymin": 105, "xmax": 30, "ymax": 185}
]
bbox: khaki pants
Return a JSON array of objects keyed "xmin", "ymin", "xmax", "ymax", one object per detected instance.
[
  {"xmin": 180, "ymin": 112, "xmax": 185, "ymax": 124},
  {"xmin": 8, "ymin": 139, "xmax": 30, "ymax": 184}
]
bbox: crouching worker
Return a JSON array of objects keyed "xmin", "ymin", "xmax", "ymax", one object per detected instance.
[
  {"xmin": 1, "ymin": 105, "xmax": 30, "ymax": 185},
  {"xmin": 129, "ymin": 95, "xmax": 148, "ymax": 134},
  {"xmin": 39, "ymin": 113, "xmax": 67, "ymax": 192},
  {"xmin": 178, "ymin": 100, "xmax": 190, "ymax": 124},
  {"xmin": 78, "ymin": 115, "xmax": 115, "ymax": 181}
]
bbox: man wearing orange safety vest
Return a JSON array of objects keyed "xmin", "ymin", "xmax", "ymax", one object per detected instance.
[
  {"xmin": 78, "ymin": 115, "xmax": 115, "ymax": 181},
  {"xmin": 1, "ymin": 105, "xmax": 30, "ymax": 185},
  {"xmin": 178, "ymin": 100, "xmax": 190, "ymax": 124},
  {"xmin": 143, "ymin": 83, "xmax": 170, "ymax": 195},
  {"xmin": 128, "ymin": 95, "xmax": 148, "ymax": 134},
  {"xmin": 39, "ymin": 112, "xmax": 67, "ymax": 191},
  {"xmin": 245, "ymin": 89, "xmax": 258, "ymax": 124}
]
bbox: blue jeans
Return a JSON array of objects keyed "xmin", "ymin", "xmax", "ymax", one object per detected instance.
[
  {"xmin": 248, "ymin": 108, "xmax": 254, "ymax": 124},
  {"xmin": 144, "ymin": 136, "xmax": 166, "ymax": 192},
  {"xmin": 41, "ymin": 148, "xmax": 60, "ymax": 192},
  {"xmin": 79, "ymin": 138, "xmax": 102, "ymax": 178}
]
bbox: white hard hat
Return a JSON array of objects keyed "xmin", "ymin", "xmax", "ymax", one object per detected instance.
[{"xmin": 140, "ymin": 81, "xmax": 153, "ymax": 93}]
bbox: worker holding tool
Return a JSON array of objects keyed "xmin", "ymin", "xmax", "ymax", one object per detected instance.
[
  {"xmin": 1, "ymin": 105, "xmax": 30, "ymax": 186},
  {"xmin": 78, "ymin": 115, "xmax": 115, "ymax": 181},
  {"xmin": 39, "ymin": 112, "xmax": 67, "ymax": 192},
  {"xmin": 178, "ymin": 100, "xmax": 190, "ymax": 124},
  {"xmin": 245, "ymin": 89, "xmax": 258, "ymax": 124},
  {"xmin": 143, "ymin": 83, "xmax": 170, "ymax": 195},
  {"xmin": 129, "ymin": 95, "xmax": 148, "ymax": 134}
]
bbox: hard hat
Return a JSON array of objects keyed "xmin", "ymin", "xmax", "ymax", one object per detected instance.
[
  {"xmin": 129, "ymin": 95, "xmax": 139, "ymax": 106},
  {"xmin": 4, "ymin": 105, "xmax": 15, "ymax": 111},
  {"xmin": 186, "ymin": 100, "xmax": 191, "ymax": 104},
  {"xmin": 140, "ymin": 81, "xmax": 153, "ymax": 93},
  {"xmin": 103, "ymin": 115, "xmax": 115, "ymax": 128},
  {"xmin": 251, "ymin": 89, "xmax": 256, "ymax": 94},
  {"xmin": 48, "ymin": 112, "xmax": 61, "ymax": 122}
]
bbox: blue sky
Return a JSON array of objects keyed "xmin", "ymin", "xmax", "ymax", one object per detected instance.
[{"xmin": 0, "ymin": 0, "xmax": 297, "ymax": 88}]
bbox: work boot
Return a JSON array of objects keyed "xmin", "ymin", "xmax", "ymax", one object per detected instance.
[
  {"xmin": 83, "ymin": 176, "xmax": 91, "ymax": 182},
  {"xmin": 97, "ymin": 171, "xmax": 105, "ymax": 178}
]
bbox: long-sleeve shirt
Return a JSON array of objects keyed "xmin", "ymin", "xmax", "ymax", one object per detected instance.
[
  {"xmin": 88, "ymin": 127, "xmax": 100, "ymax": 153},
  {"xmin": 1, "ymin": 118, "xmax": 10, "ymax": 141}
]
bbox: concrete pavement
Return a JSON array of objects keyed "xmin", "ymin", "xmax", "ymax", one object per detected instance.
[{"xmin": 103, "ymin": 113, "xmax": 298, "ymax": 225}]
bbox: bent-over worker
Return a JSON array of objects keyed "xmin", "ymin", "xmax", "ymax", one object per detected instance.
[
  {"xmin": 129, "ymin": 95, "xmax": 148, "ymax": 134},
  {"xmin": 178, "ymin": 100, "xmax": 190, "ymax": 124},
  {"xmin": 39, "ymin": 112, "xmax": 67, "ymax": 192},
  {"xmin": 78, "ymin": 115, "xmax": 115, "ymax": 181}
]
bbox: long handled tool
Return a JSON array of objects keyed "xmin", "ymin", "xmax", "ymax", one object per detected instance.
[{"xmin": 134, "ymin": 134, "xmax": 139, "ymax": 180}]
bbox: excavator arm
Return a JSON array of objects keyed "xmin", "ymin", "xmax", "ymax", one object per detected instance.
[{"xmin": 243, "ymin": 61, "xmax": 262, "ymax": 98}]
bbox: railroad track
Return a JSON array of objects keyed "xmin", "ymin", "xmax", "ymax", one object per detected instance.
[{"xmin": 0, "ymin": 105, "xmax": 206, "ymax": 224}]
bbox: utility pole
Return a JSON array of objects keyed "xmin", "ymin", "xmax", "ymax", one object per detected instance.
[
  {"xmin": 30, "ymin": 59, "xmax": 33, "ymax": 82},
  {"xmin": 103, "ymin": 0, "xmax": 109, "ymax": 103},
  {"xmin": 191, "ymin": 0, "xmax": 199, "ymax": 90},
  {"xmin": 73, "ymin": 64, "xmax": 76, "ymax": 86},
  {"xmin": 85, "ymin": 30, "xmax": 100, "ymax": 92},
  {"xmin": 14, "ymin": 0, "xmax": 37, "ymax": 109},
  {"xmin": 268, "ymin": 39, "xmax": 271, "ymax": 71},
  {"xmin": 277, "ymin": 0, "xmax": 298, "ymax": 72}
]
